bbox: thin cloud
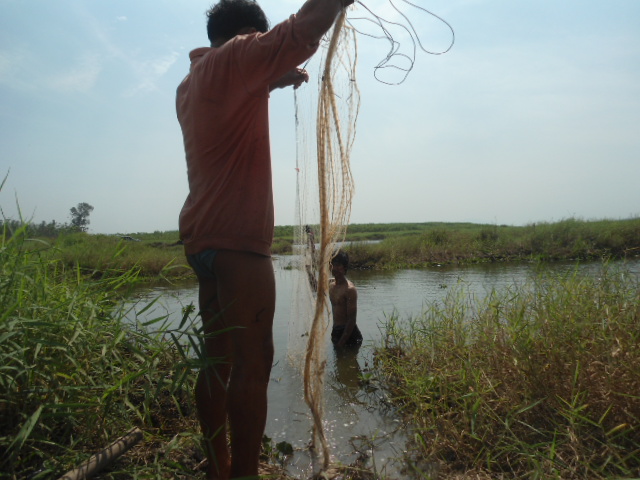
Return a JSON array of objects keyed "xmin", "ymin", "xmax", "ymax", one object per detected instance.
[
  {"xmin": 49, "ymin": 54, "xmax": 102, "ymax": 93},
  {"xmin": 125, "ymin": 51, "xmax": 180, "ymax": 96},
  {"xmin": 75, "ymin": 7, "xmax": 179, "ymax": 96},
  {"xmin": 0, "ymin": 47, "xmax": 31, "ymax": 90},
  {"xmin": 0, "ymin": 50, "xmax": 15, "ymax": 78}
]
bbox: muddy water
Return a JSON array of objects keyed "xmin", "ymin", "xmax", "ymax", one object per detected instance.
[{"xmin": 126, "ymin": 258, "xmax": 639, "ymax": 478}]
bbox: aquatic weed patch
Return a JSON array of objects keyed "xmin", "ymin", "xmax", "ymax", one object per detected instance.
[{"xmin": 375, "ymin": 265, "xmax": 640, "ymax": 478}]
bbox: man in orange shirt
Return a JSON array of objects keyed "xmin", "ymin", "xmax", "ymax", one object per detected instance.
[{"xmin": 176, "ymin": 0, "xmax": 352, "ymax": 478}]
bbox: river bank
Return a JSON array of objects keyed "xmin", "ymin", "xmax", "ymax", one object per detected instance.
[
  {"xmin": 374, "ymin": 262, "xmax": 640, "ymax": 479},
  {"xmin": 6, "ymin": 217, "xmax": 640, "ymax": 279},
  {"xmin": 344, "ymin": 217, "xmax": 640, "ymax": 269}
]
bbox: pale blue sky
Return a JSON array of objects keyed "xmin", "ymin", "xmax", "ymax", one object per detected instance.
[{"xmin": 1, "ymin": 0, "xmax": 639, "ymax": 234}]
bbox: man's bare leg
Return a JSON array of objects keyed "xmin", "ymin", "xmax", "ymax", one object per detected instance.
[
  {"xmin": 195, "ymin": 275, "xmax": 232, "ymax": 480},
  {"xmin": 214, "ymin": 250, "xmax": 275, "ymax": 479},
  {"xmin": 194, "ymin": 251, "xmax": 275, "ymax": 479}
]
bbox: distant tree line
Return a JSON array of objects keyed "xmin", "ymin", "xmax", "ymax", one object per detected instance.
[
  {"xmin": 1, "ymin": 202, "xmax": 94, "ymax": 238},
  {"xmin": 1, "ymin": 218, "xmax": 74, "ymax": 238}
]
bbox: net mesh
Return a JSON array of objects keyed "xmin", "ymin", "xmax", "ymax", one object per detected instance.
[
  {"xmin": 286, "ymin": 2, "xmax": 453, "ymax": 473},
  {"xmin": 288, "ymin": 9, "xmax": 359, "ymax": 473}
]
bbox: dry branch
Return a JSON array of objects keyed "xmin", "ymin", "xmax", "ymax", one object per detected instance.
[{"xmin": 57, "ymin": 427, "xmax": 143, "ymax": 480}]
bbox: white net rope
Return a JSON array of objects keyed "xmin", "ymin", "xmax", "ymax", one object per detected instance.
[{"xmin": 288, "ymin": 9, "xmax": 359, "ymax": 472}]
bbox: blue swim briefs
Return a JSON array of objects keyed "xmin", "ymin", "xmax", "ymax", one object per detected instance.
[{"xmin": 187, "ymin": 249, "xmax": 218, "ymax": 279}]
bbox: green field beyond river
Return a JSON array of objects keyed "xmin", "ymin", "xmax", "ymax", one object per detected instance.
[{"xmin": 2, "ymin": 218, "xmax": 640, "ymax": 479}]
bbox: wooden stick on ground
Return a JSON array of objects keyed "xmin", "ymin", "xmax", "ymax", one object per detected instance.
[{"xmin": 57, "ymin": 427, "xmax": 143, "ymax": 480}]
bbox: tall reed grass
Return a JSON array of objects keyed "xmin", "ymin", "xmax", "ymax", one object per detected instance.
[
  {"xmin": 52, "ymin": 232, "xmax": 191, "ymax": 279},
  {"xmin": 375, "ymin": 264, "xmax": 640, "ymax": 479},
  {"xmin": 347, "ymin": 217, "xmax": 640, "ymax": 269},
  {"xmin": 0, "ymin": 223, "xmax": 205, "ymax": 478}
]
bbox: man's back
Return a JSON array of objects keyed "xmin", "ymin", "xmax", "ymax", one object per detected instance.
[
  {"xmin": 177, "ymin": 0, "xmax": 355, "ymax": 476},
  {"xmin": 176, "ymin": 18, "xmax": 318, "ymax": 257}
]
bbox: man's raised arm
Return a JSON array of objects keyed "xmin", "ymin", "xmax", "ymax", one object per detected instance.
[{"xmin": 295, "ymin": 0, "xmax": 355, "ymax": 47}]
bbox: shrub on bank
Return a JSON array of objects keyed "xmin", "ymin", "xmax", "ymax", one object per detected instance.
[{"xmin": 375, "ymin": 264, "xmax": 640, "ymax": 478}]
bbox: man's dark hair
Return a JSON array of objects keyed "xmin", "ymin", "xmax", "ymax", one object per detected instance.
[
  {"xmin": 206, "ymin": 0, "xmax": 269, "ymax": 43},
  {"xmin": 332, "ymin": 250, "xmax": 349, "ymax": 272}
]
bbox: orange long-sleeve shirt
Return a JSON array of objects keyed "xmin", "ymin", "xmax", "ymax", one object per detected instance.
[{"xmin": 177, "ymin": 14, "xmax": 318, "ymax": 256}]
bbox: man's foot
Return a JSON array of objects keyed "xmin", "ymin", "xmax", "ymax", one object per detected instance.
[{"xmin": 198, "ymin": 457, "xmax": 231, "ymax": 480}]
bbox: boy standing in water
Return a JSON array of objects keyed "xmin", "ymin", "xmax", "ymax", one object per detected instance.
[
  {"xmin": 329, "ymin": 251, "xmax": 362, "ymax": 347},
  {"xmin": 176, "ymin": 0, "xmax": 353, "ymax": 478}
]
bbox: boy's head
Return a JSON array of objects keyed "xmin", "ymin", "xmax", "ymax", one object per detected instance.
[
  {"xmin": 206, "ymin": 0, "xmax": 269, "ymax": 44},
  {"xmin": 331, "ymin": 250, "xmax": 349, "ymax": 274}
]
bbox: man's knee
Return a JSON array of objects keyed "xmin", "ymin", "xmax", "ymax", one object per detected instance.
[
  {"xmin": 232, "ymin": 337, "xmax": 273, "ymax": 382},
  {"xmin": 198, "ymin": 279, "xmax": 223, "ymax": 335}
]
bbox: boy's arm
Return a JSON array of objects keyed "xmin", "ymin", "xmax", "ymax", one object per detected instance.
[{"xmin": 337, "ymin": 287, "xmax": 358, "ymax": 347}]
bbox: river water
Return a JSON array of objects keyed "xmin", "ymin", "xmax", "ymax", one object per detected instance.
[{"xmin": 126, "ymin": 258, "xmax": 640, "ymax": 478}]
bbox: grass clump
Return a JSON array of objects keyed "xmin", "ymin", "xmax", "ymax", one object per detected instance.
[
  {"xmin": 375, "ymin": 264, "xmax": 640, "ymax": 479},
  {"xmin": 0, "ymin": 223, "xmax": 203, "ymax": 478}
]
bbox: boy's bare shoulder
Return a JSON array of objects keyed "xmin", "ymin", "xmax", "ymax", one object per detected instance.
[{"xmin": 345, "ymin": 281, "xmax": 357, "ymax": 299}]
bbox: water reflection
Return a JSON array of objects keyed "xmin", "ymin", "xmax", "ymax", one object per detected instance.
[{"xmin": 330, "ymin": 346, "xmax": 363, "ymax": 403}]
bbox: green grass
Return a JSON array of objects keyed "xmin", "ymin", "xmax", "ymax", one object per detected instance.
[
  {"xmin": 0, "ymin": 223, "xmax": 209, "ymax": 478},
  {"xmin": 345, "ymin": 217, "xmax": 640, "ymax": 269},
  {"xmin": 0, "ymin": 220, "xmax": 298, "ymax": 479},
  {"xmin": 29, "ymin": 231, "xmax": 191, "ymax": 280},
  {"xmin": 6, "ymin": 217, "xmax": 639, "ymax": 279},
  {"xmin": 374, "ymin": 263, "xmax": 640, "ymax": 479},
  {"xmin": 282, "ymin": 218, "xmax": 640, "ymax": 265}
]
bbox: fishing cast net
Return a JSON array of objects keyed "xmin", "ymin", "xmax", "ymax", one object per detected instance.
[
  {"xmin": 287, "ymin": 1, "xmax": 454, "ymax": 474},
  {"xmin": 288, "ymin": 9, "xmax": 358, "ymax": 472}
]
